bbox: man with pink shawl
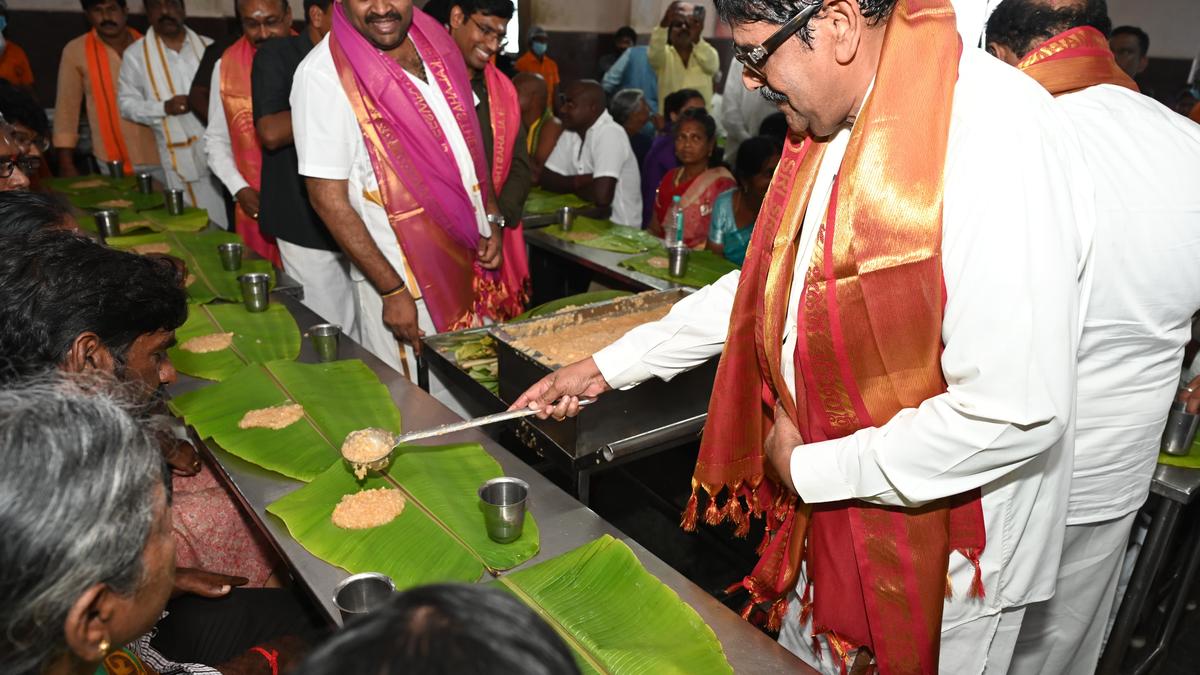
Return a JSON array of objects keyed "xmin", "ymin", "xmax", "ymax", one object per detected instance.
[{"xmin": 291, "ymin": 0, "xmax": 524, "ymax": 385}]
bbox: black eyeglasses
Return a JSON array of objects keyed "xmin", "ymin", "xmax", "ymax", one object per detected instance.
[
  {"xmin": 0, "ymin": 155, "xmax": 37, "ymax": 178},
  {"xmin": 471, "ymin": 17, "xmax": 508, "ymax": 50},
  {"xmin": 733, "ymin": 2, "xmax": 824, "ymax": 81}
]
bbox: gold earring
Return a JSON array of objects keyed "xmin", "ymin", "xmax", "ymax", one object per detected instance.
[{"xmin": 98, "ymin": 639, "xmax": 111, "ymax": 658}]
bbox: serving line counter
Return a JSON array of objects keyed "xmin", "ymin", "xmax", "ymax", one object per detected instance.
[
  {"xmin": 524, "ymin": 228, "xmax": 677, "ymax": 296},
  {"xmin": 168, "ymin": 292, "xmax": 811, "ymax": 674}
]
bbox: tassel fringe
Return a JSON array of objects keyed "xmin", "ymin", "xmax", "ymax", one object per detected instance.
[
  {"xmin": 680, "ymin": 491, "xmax": 699, "ymax": 532},
  {"xmin": 964, "ymin": 547, "xmax": 986, "ymax": 598}
]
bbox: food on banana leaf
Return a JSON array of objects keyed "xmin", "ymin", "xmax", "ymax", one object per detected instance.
[
  {"xmin": 69, "ymin": 178, "xmax": 107, "ymax": 189},
  {"xmin": 238, "ymin": 403, "xmax": 305, "ymax": 430},
  {"xmin": 185, "ymin": 273, "xmax": 197, "ymax": 287},
  {"xmin": 131, "ymin": 242, "xmax": 171, "ymax": 255},
  {"xmin": 645, "ymin": 256, "xmax": 669, "ymax": 269},
  {"xmin": 341, "ymin": 428, "xmax": 395, "ymax": 479},
  {"xmin": 331, "ymin": 487, "xmax": 406, "ymax": 529},
  {"xmin": 561, "ymin": 231, "xmax": 600, "ymax": 242},
  {"xmin": 97, "ymin": 199, "xmax": 134, "ymax": 209},
  {"xmin": 121, "ymin": 219, "xmax": 153, "ymax": 233},
  {"xmin": 179, "ymin": 332, "xmax": 234, "ymax": 354}
]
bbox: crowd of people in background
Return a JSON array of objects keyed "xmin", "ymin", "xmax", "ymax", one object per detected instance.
[{"xmin": 1, "ymin": 0, "xmax": 1200, "ymax": 673}]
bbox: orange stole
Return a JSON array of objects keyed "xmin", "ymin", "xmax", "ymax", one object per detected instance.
[
  {"xmin": 1018, "ymin": 26, "xmax": 1138, "ymax": 96},
  {"xmin": 685, "ymin": 1, "xmax": 984, "ymax": 673},
  {"xmin": 220, "ymin": 37, "xmax": 280, "ymax": 267},
  {"xmin": 85, "ymin": 28, "xmax": 141, "ymax": 174}
]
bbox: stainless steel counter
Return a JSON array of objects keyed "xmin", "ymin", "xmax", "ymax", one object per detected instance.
[
  {"xmin": 525, "ymin": 228, "xmax": 679, "ymax": 292},
  {"xmin": 169, "ymin": 293, "xmax": 811, "ymax": 674},
  {"xmin": 1150, "ymin": 462, "xmax": 1200, "ymax": 504}
]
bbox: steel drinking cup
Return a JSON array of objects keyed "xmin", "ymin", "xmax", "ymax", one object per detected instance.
[
  {"xmin": 164, "ymin": 189, "xmax": 185, "ymax": 216},
  {"xmin": 332, "ymin": 572, "xmax": 395, "ymax": 624},
  {"xmin": 309, "ymin": 323, "xmax": 341, "ymax": 362},
  {"xmin": 93, "ymin": 209, "xmax": 120, "ymax": 241},
  {"xmin": 1161, "ymin": 400, "xmax": 1200, "ymax": 456},
  {"xmin": 667, "ymin": 244, "xmax": 690, "ymax": 278},
  {"xmin": 478, "ymin": 477, "xmax": 529, "ymax": 544},
  {"xmin": 136, "ymin": 172, "xmax": 154, "ymax": 194},
  {"xmin": 559, "ymin": 206, "xmax": 575, "ymax": 231},
  {"xmin": 238, "ymin": 273, "xmax": 271, "ymax": 312},
  {"xmin": 218, "ymin": 242, "xmax": 244, "ymax": 271},
  {"xmin": 105, "ymin": 160, "xmax": 124, "ymax": 178}
]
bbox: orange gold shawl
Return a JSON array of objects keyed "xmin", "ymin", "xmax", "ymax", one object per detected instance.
[
  {"xmin": 1018, "ymin": 26, "xmax": 1138, "ymax": 96},
  {"xmin": 84, "ymin": 28, "xmax": 141, "ymax": 175},
  {"xmin": 686, "ymin": 2, "xmax": 983, "ymax": 672}
]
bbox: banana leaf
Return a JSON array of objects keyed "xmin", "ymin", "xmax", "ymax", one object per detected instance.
[
  {"xmin": 66, "ymin": 188, "xmax": 163, "ymax": 212},
  {"xmin": 494, "ymin": 535, "xmax": 732, "ymax": 675},
  {"xmin": 620, "ymin": 250, "xmax": 740, "ymax": 288},
  {"xmin": 524, "ymin": 187, "xmax": 590, "ymax": 215},
  {"xmin": 512, "ymin": 290, "xmax": 633, "ymax": 321},
  {"xmin": 169, "ymin": 360, "xmax": 401, "ymax": 481},
  {"xmin": 143, "ymin": 206, "xmax": 211, "ymax": 232},
  {"xmin": 541, "ymin": 217, "xmax": 664, "ymax": 254},
  {"xmin": 168, "ymin": 303, "xmax": 301, "ymax": 381},
  {"xmin": 266, "ymin": 442, "xmax": 539, "ymax": 585},
  {"xmin": 44, "ymin": 174, "xmax": 136, "ymax": 194},
  {"xmin": 108, "ymin": 230, "xmax": 275, "ymax": 304}
]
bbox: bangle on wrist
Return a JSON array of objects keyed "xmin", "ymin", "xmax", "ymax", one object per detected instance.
[
  {"xmin": 381, "ymin": 282, "xmax": 407, "ymax": 299},
  {"xmin": 250, "ymin": 646, "xmax": 279, "ymax": 675}
]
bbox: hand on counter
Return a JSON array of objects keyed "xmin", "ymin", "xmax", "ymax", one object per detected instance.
[
  {"xmin": 173, "ymin": 567, "xmax": 249, "ymax": 598},
  {"xmin": 511, "ymin": 357, "xmax": 611, "ymax": 420},
  {"xmin": 383, "ymin": 289, "xmax": 424, "ymax": 356}
]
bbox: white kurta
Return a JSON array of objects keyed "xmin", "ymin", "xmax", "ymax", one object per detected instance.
[
  {"xmin": 291, "ymin": 35, "xmax": 487, "ymax": 411},
  {"xmin": 1010, "ymin": 83, "xmax": 1200, "ymax": 675},
  {"xmin": 204, "ymin": 58, "xmax": 250, "ymax": 199},
  {"xmin": 117, "ymin": 28, "xmax": 227, "ymax": 230},
  {"xmin": 593, "ymin": 47, "xmax": 1094, "ymax": 673},
  {"xmin": 720, "ymin": 60, "xmax": 779, "ymax": 163},
  {"xmin": 544, "ymin": 110, "xmax": 642, "ymax": 227}
]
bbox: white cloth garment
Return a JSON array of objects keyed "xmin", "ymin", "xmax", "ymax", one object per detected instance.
[
  {"xmin": 277, "ymin": 240, "xmax": 357, "ymax": 334},
  {"xmin": 544, "ymin": 109, "xmax": 642, "ymax": 227},
  {"xmin": 204, "ymin": 57, "xmax": 250, "ymax": 199},
  {"xmin": 1010, "ymin": 511, "xmax": 1138, "ymax": 675},
  {"xmin": 593, "ymin": 48, "xmax": 1094, "ymax": 673},
  {"xmin": 118, "ymin": 27, "xmax": 227, "ymax": 229},
  {"xmin": 291, "ymin": 35, "xmax": 487, "ymax": 384},
  {"xmin": 720, "ymin": 60, "xmax": 779, "ymax": 164},
  {"xmin": 1010, "ymin": 84, "xmax": 1200, "ymax": 671}
]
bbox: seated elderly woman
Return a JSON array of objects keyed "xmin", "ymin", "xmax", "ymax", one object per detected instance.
[
  {"xmin": 609, "ymin": 88, "xmax": 654, "ymax": 165},
  {"xmin": 647, "ymin": 107, "xmax": 734, "ymax": 248},
  {"xmin": 300, "ymin": 584, "xmax": 580, "ymax": 675},
  {"xmin": 0, "ymin": 381, "xmax": 175, "ymax": 674},
  {"xmin": 0, "ymin": 228, "xmax": 278, "ymax": 590},
  {"xmin": 706, "ymin": 135, "xmax": 782, "ymax": 266}
]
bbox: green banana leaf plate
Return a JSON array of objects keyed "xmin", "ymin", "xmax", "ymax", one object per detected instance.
[
  {"xmin": 168, "ymin": 303, "xmax": 301, "ymax": 381},
  {"xmin": 513, "ymin": 290, "xmax": 634, "ymax": 321},
  {"xmin": 524, "ymin": 187, "xmax": 590, "ymax": 215},
  {"xmin": 143, "ymin": 206, "xmax": 211, "ymax": 232},
  {"xmin": 620, "ymin": 249, "xmax": 740, "ymax": 288},
  {"xmin": 494, "ymin": 535, "xmax": 732, "ymax": 675},
  {"xmin": 66, "ymin": 188, "xmax": 163, "ymax": 212},
  {"xmin": 169, "ymin": 359, "xmax": 401, "ymax": 481},
  {"xmin": 107, "ymin": 230, "xmax": 274, "ymax": 304},
  {"xmin": 541, "ymin": 217, "xmax": 663, "ymax": 254},
  {"xmin": 44, "ymin": 174, "xmax": 136, "ymax": 194},
  {"xmin": 267, "ymin": 443, "xmax": 539, "ymax": 585}
]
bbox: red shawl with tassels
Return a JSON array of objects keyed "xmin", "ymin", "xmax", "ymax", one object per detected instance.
[
  {"xmin": 482, "ymin": 62, "xmax": 530, "ymax": 318},
  {"xmin": 683, "ymin": 2, "xmax": 985, "ymax": 673}
]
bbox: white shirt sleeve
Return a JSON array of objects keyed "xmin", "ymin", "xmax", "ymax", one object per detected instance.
[
  {"xmin": 722, "ymin": 61, "xmax": 752, "ymax": 151},
  {"xmin": 590, "ymin": 125, "xmax": 631, "ymax": 180},
  {"xmin": 592, "ymin": 270, "xmax": 740, "ymax": 389},
  {"xmin": 787, "ymin": 92, "xmax": 1089, "ymax": 509},
  {"xmin": 291, "ymin": 52, "xmax": 356, "ymax": 180},
  {"xmin": 543, "ymin": 132, "xmax": 576, "ymax": 177},
  {"xmin": 117, "ymin": 43, "xmax": 167, "ymax": 126},
  {"xmin": 204, "ymin": 59, "xmax": 250, "ymax": 197}
]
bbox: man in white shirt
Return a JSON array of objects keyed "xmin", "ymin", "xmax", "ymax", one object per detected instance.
[
  {"xmin": 540, "ymin": 80, "xmax": 641, "ymax": 228},
  {"xmin": 514, "ymin": 0, "xmax": 1093, "ymax": 672},
  {"xmin": 118, "ymin": 0, "xmax": 226, "ymax": 229},
  {"xmin": 720, "ymin": 59, "xmax": 777, "ymax": 164},
  {"xmin": 985, "ymin": 2, "xmax": 1200, "ymax": 672},
  {"xmin": 203, "ymin": 0, "xmax": 291, "ymax": 264},
  {"xmin": 292, "ymin": 0, "xmax": 503, "ymax": 386}
]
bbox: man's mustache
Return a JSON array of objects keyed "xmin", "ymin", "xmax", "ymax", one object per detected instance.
[
  {"xmin": 100, "ymin": 20, "xmax": 119, "ymax": 29},
  {"xmin": 366, "ymin": 11, "xmax": 403, "ymax": 24},
  {"xmin": 759, "ymin": 85, "xmax": 789, "ymax": 103},
  {"xmin": 156, "ymin": 17, "xmax": 179, "ymax": 26}
]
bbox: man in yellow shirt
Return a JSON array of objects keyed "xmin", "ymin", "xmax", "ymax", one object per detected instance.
[{"xmin": 648, "ymin": 1, "xmax": 718, "ymax": 112}]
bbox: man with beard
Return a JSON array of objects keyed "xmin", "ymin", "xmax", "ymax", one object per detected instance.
[
  {"xmin": 54, "ymin": 0, "xmax": 160, "ymax": 178},
  {"xmin": 292, "ymin": 0, "xmax": 507, "ymax": 386},
  {"xmin": 118, "ymin": 0, "xmax": 227, "ymax": 229},
  {"xmin": 540, "ymin": 80, "xmax": 641, "ymax": 228},
  {"xmin": 252, "ymin": 0, "xmax": 355, "ymax": 331},
  {"xmin": 447, "ymin": 0, "xmax": 531, "ymax": 316},
  {"xmin": 514, "ymin": 0, "xmax": 1093, "ymax": 672},
  {"xmin": 204, "ymin": 0, "xmax": 293, "ymax": 265},
  {"xmin": 986, "ymin": 2, "xmax": 1200, "ymax": 672}
]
